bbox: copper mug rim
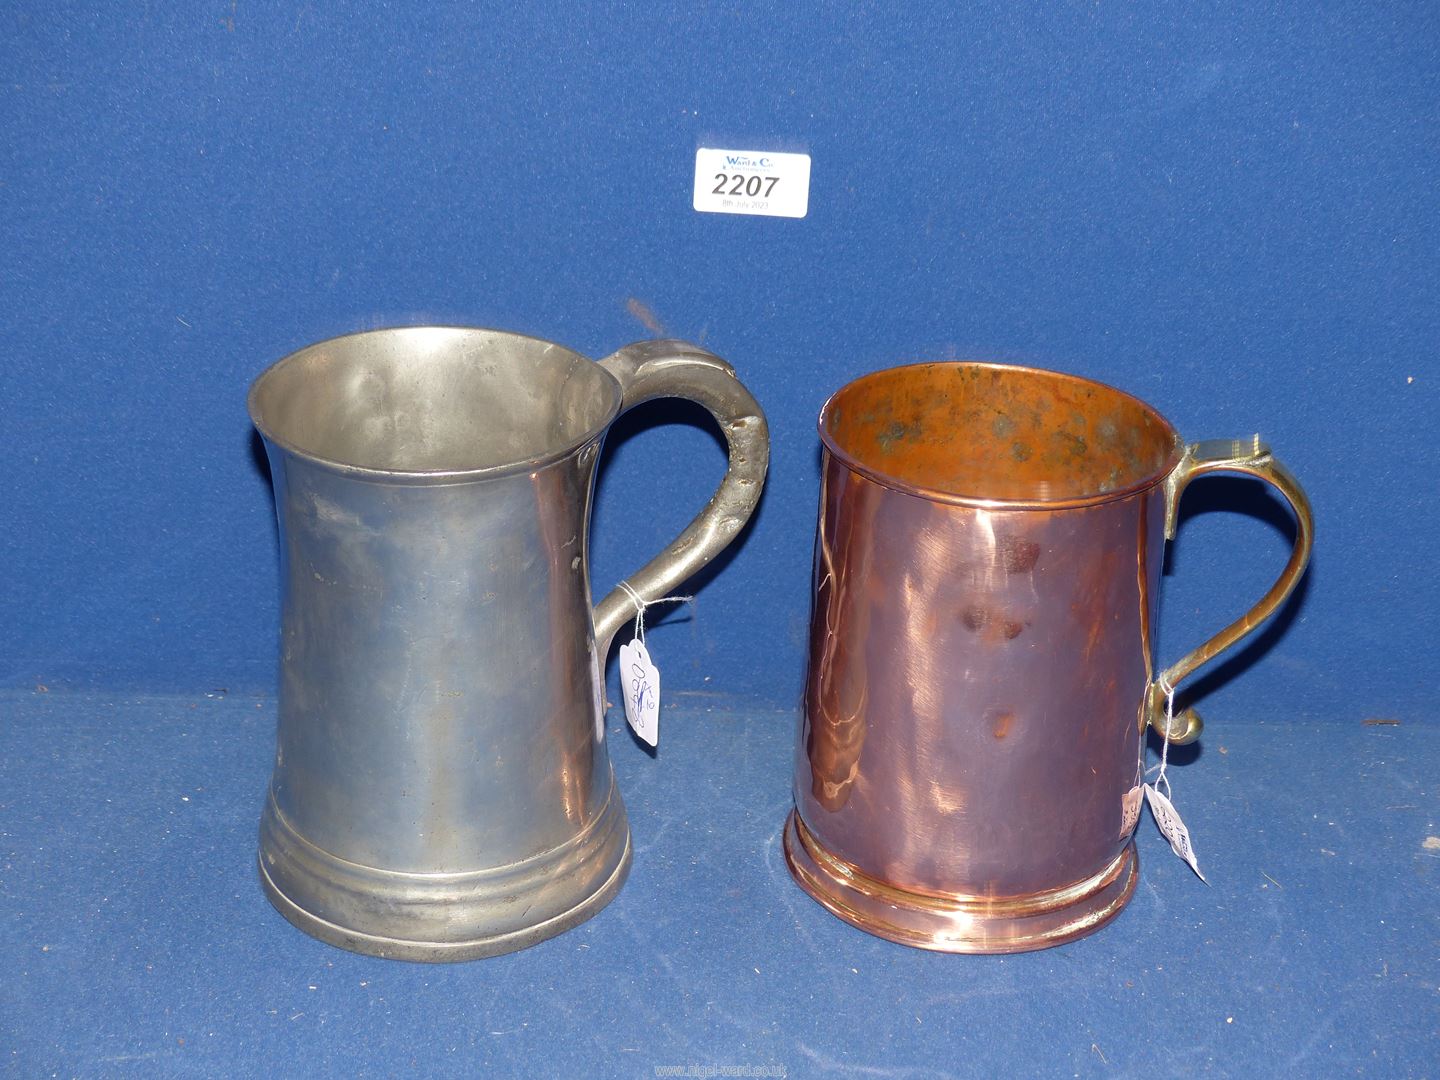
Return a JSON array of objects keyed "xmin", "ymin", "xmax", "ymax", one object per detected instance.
[{"xmin": 818, "ymin": 361, "xmax": 1185, "ymax": 511}]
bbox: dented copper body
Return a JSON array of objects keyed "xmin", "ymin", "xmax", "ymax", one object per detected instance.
[{"xmin": 784, "ymin": 362, "xmax": 1313, "ymax": 953}]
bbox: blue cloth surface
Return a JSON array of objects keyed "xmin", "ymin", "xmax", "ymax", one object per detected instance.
[
  {"xmin": 3, "ymin": 2, "xmax": 1437, "ymax": 726},
  {"xmin": 2, "ymin": 690, "xmax": 1434, "ymax": 1077}
]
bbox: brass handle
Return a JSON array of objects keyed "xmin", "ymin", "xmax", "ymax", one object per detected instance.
[
  {"xmin": 591, "ymin": 339, "xmax": 770, "ymax": 657},
  {"xmin": 1148, "ymin": 437, "xmax": 1315, "ymax": 744}
]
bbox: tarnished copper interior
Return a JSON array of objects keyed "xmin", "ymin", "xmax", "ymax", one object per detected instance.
[{"xmin": 821, "ymin": 362, "xmax": 1181, "ymax": 504}]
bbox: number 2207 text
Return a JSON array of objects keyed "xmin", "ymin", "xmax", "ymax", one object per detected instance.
[{"xmin": 711, "ymin": 173, "xmax": 780, "ymax": 198}]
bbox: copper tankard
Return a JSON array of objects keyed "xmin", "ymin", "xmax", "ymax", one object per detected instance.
[{"xmin": 784, "ymin": 362, "xmax": 1313, "ymax": 953}]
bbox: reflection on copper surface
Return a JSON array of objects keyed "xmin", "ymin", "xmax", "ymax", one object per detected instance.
[{"xmin": 803, "ymin": 466, "xmax": 874, "ymax": 811}]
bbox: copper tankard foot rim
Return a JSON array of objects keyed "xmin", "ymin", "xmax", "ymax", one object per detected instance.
[
  {"xmin": 782, "ymin": 811, "xmax": 1136, "ymax": 954},
  {"xmin": 259, "ymin": 832, "xmax": 632, "ymax": 963}
]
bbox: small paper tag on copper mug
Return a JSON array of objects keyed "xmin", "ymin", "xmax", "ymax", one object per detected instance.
[
  {"xmin": 1120, "ymin": 785, "xmax": 1143, "ymax": 838},
  {"xmin": 619, "ymin": 639, "xmax": 661, "ymax": 747},
  {"xmin": 1145, "ymin": 784, "xmax": 1207, "ymax": 882}
]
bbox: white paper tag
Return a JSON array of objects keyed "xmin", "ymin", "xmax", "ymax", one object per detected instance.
[
  {"xmin": 1120, "ymin": 785, "xmax": 1143, "ymax": 839},
  {"xmin": 693, "ymin": 148, "xmax": 811, "ymax": 218},
  {"xmin": 618, "ymin": 639, "xmax": 661, "ymax": 747},
  {"xmin": 1144, "ymin": 784, "xmax": 1207, "ymax": 882}
]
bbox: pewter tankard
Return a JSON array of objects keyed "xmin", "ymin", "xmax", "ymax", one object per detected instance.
[
  {"xmin": 784, "ymin": 362, "xmax": 1312, "ymax": 953},
  {"xmin": 249, "ymin": 327, "xmax": 767, "ymax": 961}
]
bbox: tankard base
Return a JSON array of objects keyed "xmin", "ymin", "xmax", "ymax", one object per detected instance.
[
  {"xmin": 258, "ymin": 788, "xmax": 632, "ymax": 962},
  {"xmin": 782, "ymin": 811, "xmax": 1137, "ymax": 954}
]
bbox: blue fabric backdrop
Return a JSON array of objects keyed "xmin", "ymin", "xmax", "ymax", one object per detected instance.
[{"xmin": 4, "ymin": 2, "xmax": 1436, "ymax": 720}]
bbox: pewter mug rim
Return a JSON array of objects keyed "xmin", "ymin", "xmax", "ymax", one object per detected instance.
[
  {"xmin": 818, "ymin": 360, "xmax": 1185, "ymax": 511},
  {"xmin": 247, "ymin": 325, "xmax": 625, "ymax": 483}
]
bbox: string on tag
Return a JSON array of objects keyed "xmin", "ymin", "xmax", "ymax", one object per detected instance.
[
  {"xmin": 616, "ymin": 581, "xmax": 693, "ymax": 644},
  {"xmin": 614, "ymin": 583, "xmax": 690, "ymax": 749},
  {"xmin": 1143, "ymin": 672, "xmax": 1207, "ymax": 883},
  {"xmin": 1154, "ymin": 673, "xmax": 1176, "ymax": 800}
]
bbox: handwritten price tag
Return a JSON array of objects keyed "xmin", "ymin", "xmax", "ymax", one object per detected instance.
[
  {"xmin": 618, "ymin": 639, "xmax": 661, "ymax": 747},
  {"xmin": 1145, "ymin": 783, "xmax": 1207, "ymax": 882},
  {"xmin": 1120, "ymin": 784, "xmax": 1143, "ymax": 839}
]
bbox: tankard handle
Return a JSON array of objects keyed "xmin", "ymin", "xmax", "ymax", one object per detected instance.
[
  {"xmin": 1147, "ymin": 437, "xmax": 1315, "ymax": 744},
  {"xmin": 591, "ymin": 340, "xmax": 770, "ymax": 656}
]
